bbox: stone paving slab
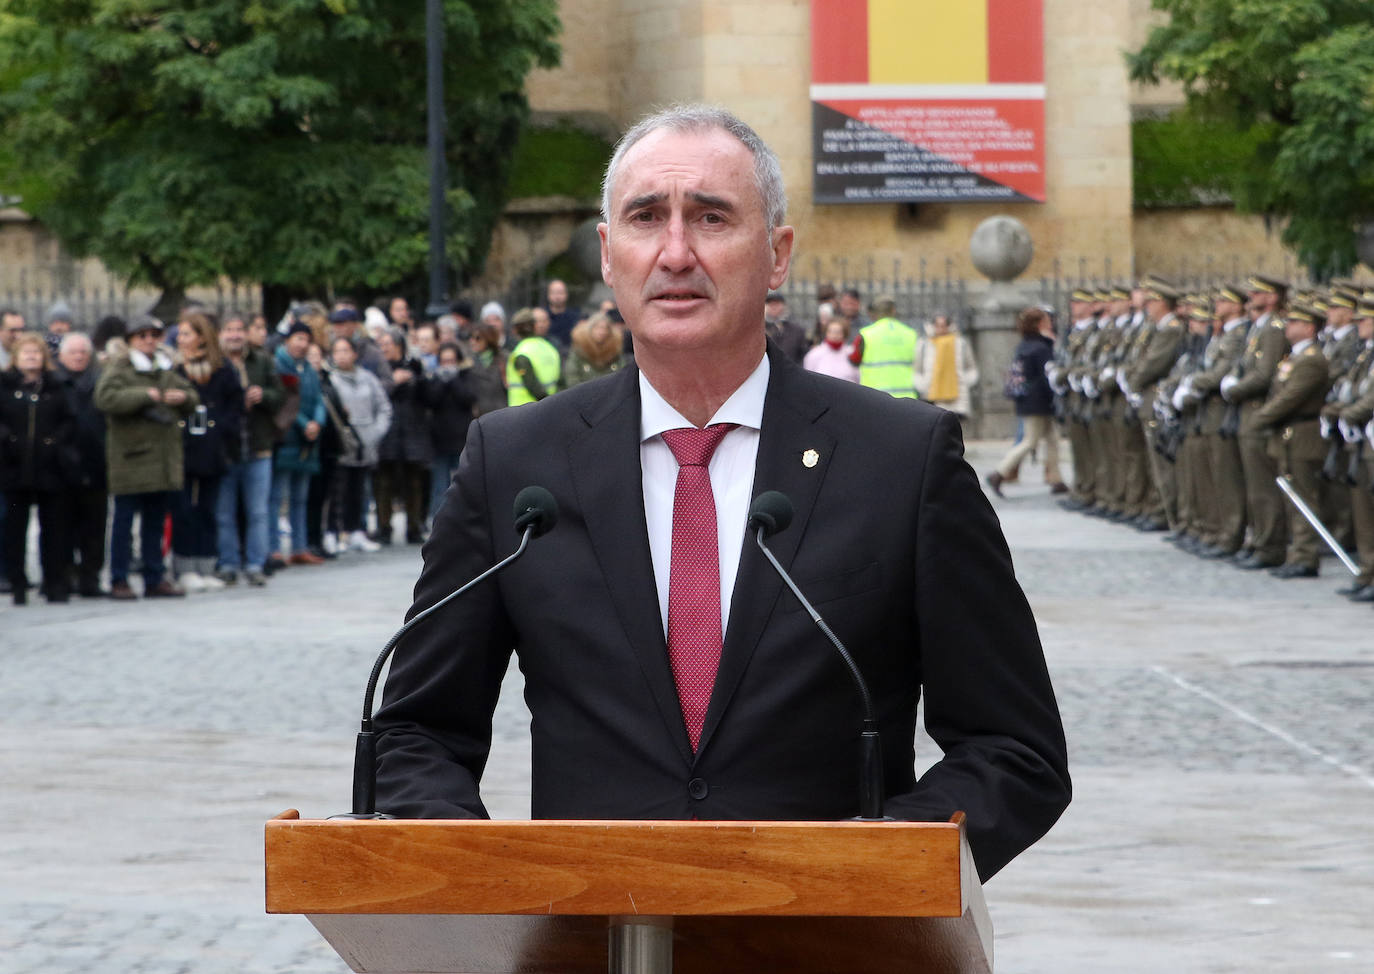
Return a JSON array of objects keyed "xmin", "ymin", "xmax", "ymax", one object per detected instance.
[{"xmin": 2, "ymin": 439, "xmax": 1371, "ymax": 971}]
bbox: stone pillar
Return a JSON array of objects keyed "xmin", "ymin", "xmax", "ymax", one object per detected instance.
[{"xmin": 965, "ymin": 216, "xmax": 1037, "ymax": 439}]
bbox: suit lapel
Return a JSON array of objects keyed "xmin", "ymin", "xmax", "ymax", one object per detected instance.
[
  {"xmin": 696, "ymin": 351, "xmax": 837, "ymax": 761},
  {"xmin": 567, "ymin": 368, "xmax": 695, "ymax": 765}
]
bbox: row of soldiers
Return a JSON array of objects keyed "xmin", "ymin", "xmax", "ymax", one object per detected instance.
[{"xmin": 1047, "ymin": 274, "xmax": 1374, "ymax": 601}]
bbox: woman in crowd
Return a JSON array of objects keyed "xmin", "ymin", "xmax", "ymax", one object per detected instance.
[
  {"xmin": 465, "ymin": 322, "xmax": 508, "ymax": 417},
  {"xmin": 427, "ymin": 340, "xmax": 475, "ymax": 526},
  {"xmin": 268, "ymin": 320, "xmax": 326, "ymax": 568},
  {"xmin": 913, "ymin": 314, "xmax": 980, "ymax": 420},
  {"xmin": 564, "ymin": 313, "xmax": 626, "ymax": 388},
  {"xmin": 375, "ymin": 328, "xmax": 433, "ymax": 545},
  {"xmin": 305, "ymin": 339, "xmax": 342, "ymax": 559},
  {"xmin": 0, "ymin": 333, "xmax": 78, "ymax": 604},
  {"xmin": 987, "ymin": 307, "xmax": 1066, "ymax": 496},
  {"xmin": 803, "ymin": 317, "xmax": 860, "ymax": 382},
  {"xmin": 56, "ymin": 332, "xmax": 110, "ymax": 597},
  {"xmin": 326, "ymin": 336, "xmax": 392, "ymax": 553},
  {"xmin": 172, "ymin": 311, "xmax": 243, "ymax": 592}
]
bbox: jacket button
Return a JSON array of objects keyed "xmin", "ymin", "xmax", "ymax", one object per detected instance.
[{"xmin": 687, "ymin": 778, "xmax": 709, "ymax": 800}]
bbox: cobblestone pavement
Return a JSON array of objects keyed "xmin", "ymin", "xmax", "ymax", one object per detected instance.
[{"xmin": 3, "ymin": 440, "xmax": 1371, "ymax": 972}]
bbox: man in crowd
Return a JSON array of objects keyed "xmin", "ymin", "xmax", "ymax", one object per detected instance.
[
  {"xmin": 216, "ymin": 314, "xmax": 285, "ymax": 586},
  {"xmin": 543, "ymin": 279, "xmax": 582, "ymax": 348},
  {"xmin": 763, "ymin": 291, "xmax": 807, "ymax": 363},
  {"xmin": 373, "ymin": 104, "xmax": 1070, "ymax": 883},
  {"xmin": 94, "ymin": 315, "xmax": 199, "ymax": 599},
  {"xmin": 837, "ymin": 287, "xmax": 869, "ymax": 335},
  {"xmin": 329, "ymin": 307, "xmax": 385, "ymax": 377},
  {"xmin": 388, "ymin": 296, "xmax": 414, "ymax": 332},
  {"xmin": 1, "ymin": 308, "xmax": 26, "ymax": 369},
  {"xmin": 849, "ymin": 296, "xmax": 919, "ymax": 399},
  {"xmin": 55, "ymin": 333, "xmax": 109, "ymax": 597}
]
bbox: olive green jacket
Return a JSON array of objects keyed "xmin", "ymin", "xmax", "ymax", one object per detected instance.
[{"xmin": 93, "ymin": 349, "xmax": 200, "ymax": 495}]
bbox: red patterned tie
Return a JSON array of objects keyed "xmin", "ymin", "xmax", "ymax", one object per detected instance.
[{"xmin": 661, "ymin": 423, "xmax": 738, "ymax": 751}]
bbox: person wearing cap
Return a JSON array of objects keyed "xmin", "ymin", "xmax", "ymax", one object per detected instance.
[
  {"xmin": 1323, "ymin": 299, "xmax": 1374, "ymax": 599},
  {"xmin": 268, "ymin": 319, "xmax": 327, "ymax": 568},
  {"xmin": 1249, "ymin": 305, "xmax": 1331, "ymax": 577},
  {"xmin": 1159, "ymin": 304, "xmax": 1215, "ymax": 552},
  {"xmin": 330, "ymin": 307, "xmax": 385, "ymax": 378},
  {"xmin": 94, "ymin": 315, "xmax": 201, "ymax": 599},
  {"xmin": 1220, "ymin": 275, "xmax": 1292, "ymax": 569},
  {"xmin": 849, "ymin": 297, "xmax": 919, "ymax": 399},
  {"xmin": 1316, "ymin": 290, "xmax": 1361, "ymax": 551},
  {"xmin": 763, "ymin": 292, "xmax": 807, "ymax": 364},
  {"xmin": 1057, "ymin": 288, "xmax": 1100, "ymax": 510},
  {"xmin": 1186, "ymin": 285, "xmax": 1251, "ymax": 557},
  {"xmin": 1084, "ymin": 288, "xmax": 1130, "ymax": 518},
  {"xmin": 1123, "ymin": 282, "xmax": 1185, "ymax": 532},
  {"xmin": 1110, "ymin": 283, "xmax": 1157, "ymax": 524}
]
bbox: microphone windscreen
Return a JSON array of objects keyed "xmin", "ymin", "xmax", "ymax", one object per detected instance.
[
  {"xmin": 513, "ymin": 485, "xmax": 559, "ymax": 537},
  {"xmin": 748, "ymin": 490, "xmax": 794, "ymax": 537}
]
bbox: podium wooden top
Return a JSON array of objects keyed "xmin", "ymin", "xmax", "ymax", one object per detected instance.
[{"xmin": 265, "ymin": 813, "xmax": 975, "ymax": 919}]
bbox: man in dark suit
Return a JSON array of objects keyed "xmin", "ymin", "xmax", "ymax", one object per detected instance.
[{"xmin": 374, "ymin": 105, "xmax": 1070, "ymax": 881}]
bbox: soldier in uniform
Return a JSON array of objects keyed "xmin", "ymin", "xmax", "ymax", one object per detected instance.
[
  {"xmin": 1089, "ymin": 287, "xmax": 1131, "ymax": 519},
  {"xmin": 1187, "ymin": 285, "xmax": 1251, "ymax": 557},
  {"xmin": 1160, "ymin": 305, "xmax": 1213, "ymax": 552},
  {"xmin": 1249, "ymin": 305, "xmax": 1330, "ymax": 578},
  {"xmin": 1317, "ymin": 289, "xmax": 1361, "ymax": 551},
  {"xmin": 1327, "ymin": 298, "xmax": 1374, "ymax": 600},
  {"xmin": 1123, "ymin": 282, "xmax": 1185, "ymax": 532},
  {"xmin": 1112, "ymin": 284, "xmax": 1154, "ymax": 524},
  {"xmin": 1060, "ymin": 289, "xmax": 1099, "ymax": 510},
  {"xmin": 1220, "ymin": 275, "xmax": 1291, "ymax": 569}
]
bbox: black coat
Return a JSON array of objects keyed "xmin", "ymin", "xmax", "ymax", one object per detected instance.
[
  {"xmin": 429, "ymin": 366, "xmax": 477, "ymax": 456},
  {"xmin": 177, "ymin": 363, "xmax": 244, "ymax": 479},
  {"xmin": 1012, "ymin": 334, "xmax": 1056, "ymax": 417},
  {"xmin": 0, "ymin": 368, "xmax": 79, "ymax": 492},
  {"xmin": 374, "ymin": 347, "xmax": 1070, "ymax": 882},
  {"xmin": 379, "ymin": 356, "xmax": 435, "ymax": 465},
  {"xmin": 57, "ymin": 364, "xmax": 107, "ymax": 490}
]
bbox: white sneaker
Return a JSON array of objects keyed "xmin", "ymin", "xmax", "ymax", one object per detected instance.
[
  {"xmin": 322, "ymin": 532, "xmax": 339, "ymax": 556},
  {"xmin": 179, "ymin": 571, "xmax": 207, "ymax": 593},
  {"xmin": 349, "ymin": 531, "xmax": 381, "ymax": 553},
  {"xmin": 199, "ymin": 573, "xmax": 226, "ymax": 591}
]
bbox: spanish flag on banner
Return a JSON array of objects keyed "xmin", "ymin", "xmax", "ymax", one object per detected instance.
[{"xmin": 810, "ymin": 0, "xmax": 1045, "ymax": 203}]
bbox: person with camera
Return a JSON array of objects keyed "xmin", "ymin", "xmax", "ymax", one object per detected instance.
[
  {"xmin": 323, "ymin": 336, "xmax": 392, "ymax": 553},
  {"xmin": 94, "ymin": 315, "xmax": 200, "ymax": 599}
]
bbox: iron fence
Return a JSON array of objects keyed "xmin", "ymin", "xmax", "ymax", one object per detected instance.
[{"xmin": 0, "ymin": 265, "xmax": 261, "ymax": 329}]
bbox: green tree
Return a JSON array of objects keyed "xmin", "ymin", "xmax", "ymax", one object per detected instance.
[
  {"xmin": 0, "ymin": 0, "xmax": 560, "ymax": 316},
  {"xmin": 1129, "ymin": 0, "xmax": 1374, "ymax": 277}
]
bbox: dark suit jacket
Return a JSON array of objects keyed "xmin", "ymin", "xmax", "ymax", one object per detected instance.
[{"xmin": 374, "ymin": 345, "xmax": 1071, "ymax": 880}]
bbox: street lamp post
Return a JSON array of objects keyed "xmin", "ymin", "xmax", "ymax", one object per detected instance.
[{"xmin": 424, "ymin": 0, "xmax": 449, "ymax": 319}]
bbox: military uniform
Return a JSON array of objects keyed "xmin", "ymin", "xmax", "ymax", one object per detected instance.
[
  {"xmin": 1062, "ymin": 293, "xmax": 1099, "ymax": 506},
  {"xmin": 1188, "ymin": 299, "xmax": 1249, "ymax": 555},
  {"xmin": 1251, "ymin": 314, "xmax": 1330, "ymax": 574},
  {"xmin": 1224, "ymin": 300, "xmax": 1291, "ymax": 567},
  {"xmin": 1125, "ymin": 297, "xmax": 1185, "ymax": 531},
  {"xmin": 1328, "ymin": 303, "xmax": 1374, "ymax": 598},
  {"xmin": 1113, "ymin": 307, "xmax": 1153, "ymax": 522}
]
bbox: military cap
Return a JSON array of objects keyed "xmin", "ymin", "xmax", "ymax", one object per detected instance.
[
  {"xmin": 1109, "ymin": 286, "xmax": 1132, "ymax": 301},
  {"xmin": 1246, "ymin": 273, "xmax": 1288, "ymax": 295},
  {"xmin": 1091, "ymin": 288, "xmax": 1111, "ymax": 302},
  {"xmin": 1069, "ymin": 288, "xmax": 1094, "ymax": 303},
  {"xmin": 1144, "ymin": 281, "xmax": 1181, "ymax": 302},
  {"xmin": 1310, "ymin": 295, "xmax": 1330, "ymax": 314},
  {"xmin": 1216, "ymin": 284, "xmax": 1246, "ymax": 305},
  {"xmin": 1183, "ymin": 292, "xmax": 1206, "ymax": 306},
  {"xmin": 1356, "ymin": 299, "xmax": 1374, "ymax": 319},
  {"xmin": 1285, "ymin": 304, "xmax": 1324, "ymax": 326},
  {"xmin": 1137, "ymin": 273, "xmax": 1175, "ymax": 292},
  {"xmin": 1328, "ymin": 290, "xmax": 1358, "ymax": 310},
  {"xmin": 1189, "ymin": 306, "xmax": 1214, "ymax": 322}
]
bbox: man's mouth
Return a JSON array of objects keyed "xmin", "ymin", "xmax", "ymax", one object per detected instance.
[{"xmin": 653, "ymin": 290, "xmax": 706, "ymax": 302}]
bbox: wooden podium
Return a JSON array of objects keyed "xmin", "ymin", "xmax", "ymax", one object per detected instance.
[{"xmin": 265, "ymin": 811, "xmax": 992, "ymax": 973}]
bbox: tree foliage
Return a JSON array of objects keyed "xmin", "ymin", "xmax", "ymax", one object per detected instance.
[
  {"xmin": 1129, "ymin": 0, "xmax": 1374, "ymax": 277},
  {"xmin": 0, "ymin": 0, "xmax": 560, "ymax": 303}
]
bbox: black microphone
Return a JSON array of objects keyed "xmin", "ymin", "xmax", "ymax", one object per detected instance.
[
  {"xmin": 747, "ymin": 491, "xmax": 890, "ymax": 821},
  {"xmin": 336, "ymin": 485, "xmax": 559, "ymax": 818}
]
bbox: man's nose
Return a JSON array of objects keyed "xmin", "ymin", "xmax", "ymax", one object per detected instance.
[{"xmin": 657, "ymin": 215, "xmax": 696, "ymax": 272}]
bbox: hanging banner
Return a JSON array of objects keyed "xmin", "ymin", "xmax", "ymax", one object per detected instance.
[{"xmin": 810, "ymin": 0, "xmax": 1045, "ymax": 204}]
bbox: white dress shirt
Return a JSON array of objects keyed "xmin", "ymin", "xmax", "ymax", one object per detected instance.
[{"xmin": 640, "ymin": 354, "xmax": 769, "ymax": 638}]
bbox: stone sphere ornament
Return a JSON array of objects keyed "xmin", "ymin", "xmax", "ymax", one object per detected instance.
[{"xmin": 970, "ymin": 215, "xmax": 1034, "ymax": 283}]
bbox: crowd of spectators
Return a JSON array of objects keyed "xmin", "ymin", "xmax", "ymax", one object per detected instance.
[{"xmin": 0, "ymin": 279, "xmax": 970, "ymax": 605}]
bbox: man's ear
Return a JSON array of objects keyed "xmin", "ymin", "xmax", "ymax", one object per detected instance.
[
  {"xmin": 768, "ymin": 225, "xmax": 795, "ymax": 290},
  {"xmin": 598, "ymin": 223, "xmax": 613, "ymax": 288}
]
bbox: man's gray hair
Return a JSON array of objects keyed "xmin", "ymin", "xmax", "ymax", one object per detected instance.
[
  {"xmin": 600, "ymin": 104, "xmax": 787, "ymax": 236},
  {"xmin": 59, "ymin": 331, "xmax": 93, "ymax": 353}
]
